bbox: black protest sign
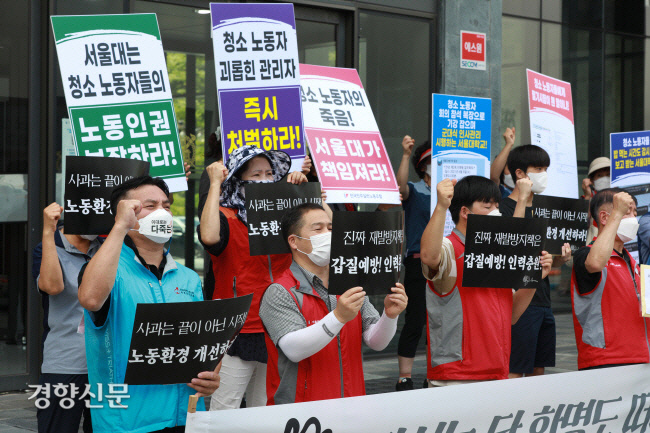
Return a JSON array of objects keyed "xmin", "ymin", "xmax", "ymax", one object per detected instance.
[
  {"xmin": 463, "ymin": 215, "xmax": 548, "ymax": 289},
  {"xmin": 532, "ymin": 195, "xmax": 590, "ymax": 254},
  {"xmin": 328, "ymin": 211, "xmax": 404, "ymax": 296},
  {"xmin": 64, "ymin": 156, "xmax": 149, "ymax": 235},
  {"xmin": 124, "ymin": 294, "xmax": 252, "ymax": 385},
  {"xmin": 246, "ymin": 181, "xmax": 322, "ymax": 255}
]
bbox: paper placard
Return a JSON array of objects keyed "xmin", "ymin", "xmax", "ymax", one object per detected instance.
[
  {"xmin": 300, "ymin": 64, "xmax": 400, "ymax": 204},
  {"xmin": 51, "ymin": 14, "xmax": 188, "ymax": 192},
  {"xmin": 210, "ymin": 3, "xmax": 305, "ymax": 172},
  {"xmin": 463, "ymin": 214, "xmax": 548, "ymax": 289},
  {"xmin": 64, "ymin": 156, "xmax": 149, "ymax": 235},
  {"xmin": 245, "ymin": 181, "xmax": 322, "ymax": 255},
  {"xmin": 532, "ymin": 195, "xmax": 589, "ymax": 254},
  {"xmin": 640, "ymin": 265, "xmax": 650, "ymax": 317},
  {"xmin": 328, "ymin": 211, "xmax": 404, "ymax": 296},
  {"xmin": 526, "ymin": 69, "xmax": 578, "ymax": 199},
  {"xmin": 124, "ymin": 295, "xmax": 252, "ymax": 385}
]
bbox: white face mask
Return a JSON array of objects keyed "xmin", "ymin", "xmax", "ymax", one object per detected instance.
[
  {"xmin": 295, "ymin": 232, "xmax": 332, "ymax": 267},
  {"xmin": 487, "ymin": 208, "xmax": 502, "ymax": 217},
  {"xmin": 503, "ymin": 174, "xmax": 515, "ymax": 189},
  {"xmin": 593, "ymin": 176, "xmax": 610, "ymax": 192},
  {"xmin": 80, "ymin": 234, "xmax": 98, "ymax": 241},
  {"xmin": 527, "ymin": 171, "xmax": 548, "ymax": 194},
  {"xmin": 425, "ymin": 164, "xmax": 432, "ymax": 178},
  {"xmin": 617, "ymin": 216, "xmax": 639, "ymax": 243},
  {"xmin": 135, "ymin": 208, "xmax": 173, "ymax": 244}
]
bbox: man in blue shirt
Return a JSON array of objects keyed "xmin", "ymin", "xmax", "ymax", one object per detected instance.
[
  {"xmin": 394, "ymin": 137, "xmax": 432, "ymax": 390},
  {"xmin": 79, "ymin": 176, "xmax": 220, "ymax": 433}
]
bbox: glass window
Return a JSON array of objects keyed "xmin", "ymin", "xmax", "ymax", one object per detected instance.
[
  {"xmin": 542, "ymin": 24, "xmax": 603, "ymax": 166},
  {"xmin": 541, "ymin": 0, "xmax": 562, "ymax": 22},
  {"xmin": 55, "ymin": 0, "xmax": 123, "ymax": 15},
  {"xmin": 559, "ymin": 0, "xmax": 603, "ymax": 29},
  {"xmin": 604, "ymin": 34, "xmax": 645, "ymax": 140},
  {"xmin": 604, "ymin": 0, "xmax": 644, "ymax": 35},
  {"xmin": 357, "ymin": 0, "xmax": 435, "ymax": 14},
  {"xmin": 0, "ymin": 0, "xmax": 29, "ymax": 378},
  {"xmin": 503, "ymin": 0, "xmax": 540, "ymax": 19},
  {"xmin": 501, "ymin": 17, "xmax": 540, "ymax": 147},
  {"xmin": 359, "ymin": 12, "xmax": 431, "ymax": 182},
  {"xmin": 296, "ymin": 21, "xmax": 337, "ymax": 66}
]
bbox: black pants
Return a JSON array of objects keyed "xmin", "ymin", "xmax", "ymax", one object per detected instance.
[
  {"xmin": 397, "ymin": 256, "xmax": 427, "ymax": 358},
  {"xmin": 37, "ymin": 373, "xmax": 92, "ymax": 433}
]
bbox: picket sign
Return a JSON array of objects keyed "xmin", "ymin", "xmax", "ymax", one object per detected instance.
[{"xmin": 186, "ymin": 363, "xmax": 650, "ymax": 433}]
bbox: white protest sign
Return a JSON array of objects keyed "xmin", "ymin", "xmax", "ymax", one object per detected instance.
[
  {"xmin": 51, "ymin": 14, "xmax": 187, "ymax": 192},
  {"xmin": 641, "ymin": 265, "xmax": 650, "ymax": 317},
  {"xmin": 187, "ymin": 364, "xmax": 650, "ymax": 433},
  {"xmin": 527, "ymin": 69, "xmax": 578, "ymax": 199}
]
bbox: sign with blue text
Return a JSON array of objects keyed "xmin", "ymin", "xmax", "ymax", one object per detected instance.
[
  {"xmin": 610, "ymin": 130, "xmax": 650, "ymax": 188},
  {"xmin": 431, "ymin": 93, "xmax": 491, "ymax": 233}
]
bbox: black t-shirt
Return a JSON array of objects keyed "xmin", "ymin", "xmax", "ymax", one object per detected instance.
[
  {"xmin": 499, "ymin": 196, "xmax": 551, "ymax": 307},
  {"xmin": 573, "ymin": 245, "xmax": 633, "ymax": 295}
]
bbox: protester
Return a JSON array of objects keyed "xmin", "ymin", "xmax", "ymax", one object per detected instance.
[
  {"xmin": 581, "ymin": 157, "xmax": 611, "ymax": 244},
  {"xmin": 259, "ymin": 203, "xmax": 407, "ymax": 404},
  {"xmin": 197, "ymin": 130, "xmax": 224, "ymax": 301},
  {"xmin": 391, "ymin": 137, "xmax": 431, "ymax": 390},
  {"xmin": 490, "ymin": 127, "xmax": 516, "ymax": 199},
  {"xmin": 581, "ymin": 157, "xmax": 611, "ymax": 199},
  {"xmin": 199, "ymin": 145, "xmax": 308, "ymax": 410},
  {"xmin": 78, "ymin": 176, "xmax": 220, "ymax": 433},
  {"xmin": 638, "ymin": 211, "xmax": 650, "ymax": 265},
  {"xmin": 32, "ymin": 203, "xmax": 102, "ymax": 433},
  {"xmin": 500, "ymin": 144, "xmax": 571, "ymax": 378},
  {"xmin": 419, "ymin": 176, "xmax": 552, "ymax": 386},
  {"xmin": 571, "ymin": 188, "xmax": 650, "ymax": 369}
]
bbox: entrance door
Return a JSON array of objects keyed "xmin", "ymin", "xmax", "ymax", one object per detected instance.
[{"xmin": 295, "ymin": 6, "xmax": 351, "ymax": 68}]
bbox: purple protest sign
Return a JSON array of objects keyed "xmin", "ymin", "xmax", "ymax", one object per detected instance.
[
  {"xmin": 210, "ymin": 3, "xmax": 305, "ymax": 172},
  {"xmin": 219, "ymin": 87, "xmax": 304, "ymax": 159},
  {"xmin": 210, "ymin": 3, "xmax": 296, "ymax": 30}
]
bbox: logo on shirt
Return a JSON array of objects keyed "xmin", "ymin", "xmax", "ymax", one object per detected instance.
[
  {"xmin": 175, "ymin": 287, "xmax": 194, "ymax": 297},
  {"xmin": 522, "ymin": 275, "xmax": 538, "ymax": 285}
]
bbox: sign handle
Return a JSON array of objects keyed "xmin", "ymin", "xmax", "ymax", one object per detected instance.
[{"xmin": 187, "ymin": 395, "xmax": 198, "ymax": 414}]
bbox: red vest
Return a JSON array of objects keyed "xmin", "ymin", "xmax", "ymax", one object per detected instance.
[
  {"xmin": 571, "ymin": 245, "xmax": 650, "ymax": 369},
  {"xmin": 426, "ymin": 231, "xmax": 513, "ymax": 381},
  {"xmin": 211, "ymin": 207, "xmax": 292, "ymax": 333},
  {"xmin": 264, "ymin": 267, "xmax": 365, "ymax": 405}
]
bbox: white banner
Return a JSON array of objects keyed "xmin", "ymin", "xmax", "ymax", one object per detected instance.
[{"xmin": 187, "ymin": 364, "xmax": 650, "ymax": 433}]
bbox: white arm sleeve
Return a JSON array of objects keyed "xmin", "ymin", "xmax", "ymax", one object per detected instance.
[
  {"xmin": 277, "ymin": 311, "xmax": 344, "ymax": 363},
  {"xmin": 362, "ymin": 311, "xmax": 398, "ymax": 351}
]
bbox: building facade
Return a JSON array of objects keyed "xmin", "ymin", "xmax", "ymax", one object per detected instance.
[{"xmin": 0, "ymin": 0, "xmax": 648, "ymax": 391}]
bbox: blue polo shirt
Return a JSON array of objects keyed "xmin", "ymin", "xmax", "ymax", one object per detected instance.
[
  {"xmin": 84, "ymin": 243, "xmax": 205, "ymax": 433},
  {"xmin": 404, "ymin": 180, "xmax": 432, "ymax": 256}
]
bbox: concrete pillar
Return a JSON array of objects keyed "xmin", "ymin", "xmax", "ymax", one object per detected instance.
[{"xmin": 438, "ymin": 0, "xmax": 502, "ymax": 158}]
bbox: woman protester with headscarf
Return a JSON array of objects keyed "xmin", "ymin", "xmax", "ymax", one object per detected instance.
[{"xmin": 199, "ymin": 145, "xmax": 308, "ymax": 410}]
